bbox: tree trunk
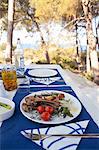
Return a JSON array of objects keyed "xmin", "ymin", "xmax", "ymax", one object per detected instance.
[
  {"xmin": 34, "ymin": 21, "xmax": 50, "ymax": 64},
  {"xmin": 6, "ymin": 0, "xmax": 15, "ymax": 62},
  {"xmin": 86, "ymin": 45, "xmax": 91, "ymax": 72},
  {"xmin": 82, "ymin": 0, "xmax": 99, "ymax": 83},
  {"xmin": 75, "ymin": 22, "xmax": 79, "ymax": 57},
  {"xmin": 95, "ymin": 17, "xmax": 99, "ymax": 50},
  {"xmin": 86, "ymin": 29, "xmax": 91, "ymax": 72},
  {"xmin": 27, "ymin": 10, "xmax": 50, "ymax": 64}
]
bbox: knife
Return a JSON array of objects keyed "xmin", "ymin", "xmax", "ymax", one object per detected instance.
[
  {"xmin": 21, "ymin": 131, "xmax": 99, "ymax": 141},
  {"xmin": 19, "ymin": 84, "xmax": 71, "ymax": 88}
]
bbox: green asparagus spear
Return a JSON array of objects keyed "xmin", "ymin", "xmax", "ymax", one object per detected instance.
[
  {"xmin": 63, "ymin": 107, "xmax": 73, "ymax": 117},
  {"xmin": 0, "ymin": 102, "xmax": 12, "ymax": 110}
]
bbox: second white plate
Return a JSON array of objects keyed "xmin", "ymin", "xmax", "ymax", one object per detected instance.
[{"xmin": 28, "ymin": 69, "xmax": 57, "ymax": 77}]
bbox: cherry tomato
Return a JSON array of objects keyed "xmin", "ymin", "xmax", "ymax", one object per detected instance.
[
  {"xmin": 37, "ymin": 105, "xmax": 45, "ymax": 114},
  {"xmin": 41, "ymin": 112, "xmax": 51, "ymax": 121},
  {"xmin": 45, "ymin": 106, "xmax": 54, "ymax": 114}
]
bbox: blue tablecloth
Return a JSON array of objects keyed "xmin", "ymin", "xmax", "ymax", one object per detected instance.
[
  {"xmin": 25, "ymin": 68, "xmax": 66, "ymax": 86},
  {"xmin": 1, "ymin": 69, "xmax": 99, "ymax": 150}
]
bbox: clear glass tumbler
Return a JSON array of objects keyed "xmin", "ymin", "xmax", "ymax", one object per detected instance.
[{"xmin": 2, "ymin": 58, "xmax": 17, "ymax": 91}]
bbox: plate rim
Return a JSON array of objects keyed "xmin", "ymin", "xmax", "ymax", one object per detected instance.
[
  {"xmin": 27, "ymin": 69, "xmax": 58, "ymax": 77},
  {"xmin": 20, "ymin": 90, "xmax": 82, "ymax": 124}
]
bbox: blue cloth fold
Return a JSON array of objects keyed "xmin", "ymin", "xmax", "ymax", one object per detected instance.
[{"xmin": 1, "ymin": 68, "xmax": 99, "ymax": 150}]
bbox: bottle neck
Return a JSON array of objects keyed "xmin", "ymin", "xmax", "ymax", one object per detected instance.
[
  {"xmin": 17, "ymin": 40, "xmax": 22, "ymax": 49},
  {"xmin": 15, "ymin": 39, "xmax": 24, "ymax": 55}
]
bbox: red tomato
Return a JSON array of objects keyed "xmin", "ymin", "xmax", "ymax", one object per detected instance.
[
  {"xmin": 45, "ymin": 106, "xmax": 54, "ymax": 114},
  {"xmin": 37, "ymin": 106, "xmax": 45, "ymax": 114},
  {"xmin": 41, "ymin": 112, "xmax": 51, "ymax": 121}
]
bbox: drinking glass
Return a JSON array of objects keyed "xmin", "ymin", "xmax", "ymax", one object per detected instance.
[
  {"xmin": 2, "ymin": 59, "xmax": 17, "ymax": 91},
  {"xmin": 17, "ymin": 75, "xmax": 30, "ymax": 93}
]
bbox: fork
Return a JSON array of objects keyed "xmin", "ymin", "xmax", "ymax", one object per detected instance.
[{"xmin": 21, "ymin": 131, "xmax": 99, "ymax": 141}]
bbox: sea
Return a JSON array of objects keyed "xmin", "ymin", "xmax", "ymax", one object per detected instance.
[{"xmin": 0, "ymin": 18, "xmax": 99, "ymax": 52}]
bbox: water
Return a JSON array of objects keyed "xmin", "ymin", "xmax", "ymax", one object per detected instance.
[{"xmin": 0, "ymin": 19, "xmax": 99, "ymax": 51}]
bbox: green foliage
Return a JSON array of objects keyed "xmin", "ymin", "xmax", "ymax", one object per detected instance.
[
  {"xmin": 97, "ymin": 51, "xmax": 99, "ymax": 58},
  {"xmin": 23, "ymin": 44, "xmax": 78, "ymax": 70},
  {"xmin": 0, "ymin": 0, "xmax": 8, "ymax": 8},
  {"xmin": 29, "ymin": 0, "xmax": 83, "ymax": 23},
  {"xmin": 0, "ymin": 43, "xmax": 6, "ymax": 51},
  {"xmin": 1, "ymin": 0, "xmax": 98, "ymax": 33},
  {"xmin": 0, "ymin": 43, "xmax": 6, "ymax": 63},
  {"xmin": 83, "ymin": 71, "xmax": 94, "ymax": 81},
  {"xmin": 0, "ymin": 0, "xmax": 8, "ymax": 18},
  {"xmin": 0, "ymin": 0, "xmax": 98, "ymax": 31}
]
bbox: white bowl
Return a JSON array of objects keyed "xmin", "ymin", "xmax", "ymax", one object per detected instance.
[{"xmin": 0, "ymin": 97, "xmax": 15, "ymax": 121}]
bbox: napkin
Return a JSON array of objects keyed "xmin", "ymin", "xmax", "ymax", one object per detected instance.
[
  {"xmin": 0, "ymin": 81, "xmax": 8, "ymax": 98},
  {"xmin": 0, "ymin": 122, "xmax": 2, "ymax": 127},
  {"xmin": 30, "ymin": 77, "xmax": 61, "ymax": 85},
  {"xmin": 21, "ymin": 120, "xmax": 89, "ymax": 150}
]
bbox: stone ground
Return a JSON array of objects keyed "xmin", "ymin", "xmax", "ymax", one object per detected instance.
[
  {"xmin": 64, "ymin": 69, "xmax": 98, "ymax": 88},
  {"xmin": 63, "ymin": 69, "xmax": 99, "ymax": 126}
]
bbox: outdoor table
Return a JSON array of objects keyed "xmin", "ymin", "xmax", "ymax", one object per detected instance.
[{"xmin": 0, "ymin": 64, "xmax": 99, "ymax": 150}]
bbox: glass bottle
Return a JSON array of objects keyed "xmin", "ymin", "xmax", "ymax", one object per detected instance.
[{"xmin": 14, "ymin": 38, "xmax": 25, "ymax": 73}]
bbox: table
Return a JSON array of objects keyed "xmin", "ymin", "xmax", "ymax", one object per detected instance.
[{"xmin": 0, "ymin": 64, "xmax": 99, "ymax": 150}]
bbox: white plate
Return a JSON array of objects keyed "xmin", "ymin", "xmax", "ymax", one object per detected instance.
[
  {"xmin": 28, "ymin": 69, "xmax": 57, "ymax": 77},
  {"xmin": 20, "ymin": 90, "xmax": 82, "ymax": 124},
  {"xmin": 0, "ymin": 97, "xmax": 15, "ymax": 121}
]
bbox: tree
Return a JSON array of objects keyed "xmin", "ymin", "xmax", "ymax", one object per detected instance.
[
  {"xmin": 5, "ymin": 0, "xmax": 15, "ymax": 61},
  {"xmin": 15, "ymin": 0, "xmax": 99, "ymax": 69},
  {"xmin": 82, "ymin": 0, "xmax": 99, "ymax": 83},
  {"xmin": 0, "ymin": 0, "xmax": 83, "ymax": 63},
  {"xmin": 62, "ymin": 0, "xmax": 98, "ymax": 73},
  {"xmin": 0, "ymin": 0, "xmax": 8, "ymax": 36},
  {"xmin": 29, "ymin": 0, "xmax": 83, "ymax": 63},
  {"xmin": 1, "ymin": 0, "xmax": 98, "ymax": 73},
  {"xmin": 13, "ymin": 0, "xmax": 50, "ymax": 63}
]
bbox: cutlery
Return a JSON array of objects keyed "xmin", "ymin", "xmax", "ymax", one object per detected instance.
[
  {"xmin": 29, "ymin": 84, "xmax": 69, "ymax": 88},
  {"xmin": 18, "ymin": 84, "xmax": 70, "ymax": 88},
  {"xmin": 21, "ymin": 131, "xmax": 99, "ymax": 140}
]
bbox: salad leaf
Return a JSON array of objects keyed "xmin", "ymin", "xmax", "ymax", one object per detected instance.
[{"xmin": 63, "ymin": 107, "xmax": 73, "ymax": 117}]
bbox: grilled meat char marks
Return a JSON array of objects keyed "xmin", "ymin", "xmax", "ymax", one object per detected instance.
[{"xmin": 22, "ymin": 93, "xmax": 65, "ymax": 112}]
